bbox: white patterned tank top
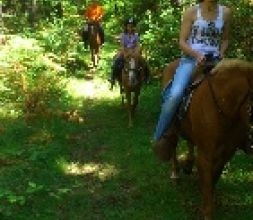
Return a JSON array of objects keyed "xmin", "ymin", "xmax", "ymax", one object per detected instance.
[{"xmin": 187, "ymin": 4, "xmax": 224, "ymax": 57}]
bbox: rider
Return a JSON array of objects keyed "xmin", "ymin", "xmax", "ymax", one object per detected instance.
[
  {"xmin": 109, "ymin": 18, "xmax": 150, "ymax": 87},
  {"xmin": 82, "ymin": 0, "xmax": 105, "ymax": 48},
  {"xmin": 153, "ymin": 0, "xmax": 232, "ymax": 149}
]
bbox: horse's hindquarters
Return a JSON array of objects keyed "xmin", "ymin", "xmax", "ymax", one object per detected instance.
[{"xmin": 88, "ymin": 23, "xmax": 101, "ymax": 67}]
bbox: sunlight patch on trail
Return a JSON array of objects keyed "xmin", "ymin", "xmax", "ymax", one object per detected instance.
[
  {"xmin": 66, "ymin": 77, "xmax": 120, "ymax": 100},
  {"xmin": 58, "ymin": 160, "xmax": 119, "ymax": 181}
]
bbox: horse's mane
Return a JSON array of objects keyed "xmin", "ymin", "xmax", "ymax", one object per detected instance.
[{"xmin": 212, "ymin": 59, "xmax": 253, "ymax": 76}]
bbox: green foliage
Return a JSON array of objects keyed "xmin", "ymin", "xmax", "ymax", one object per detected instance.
[
  {"xmin": 223, "ymin": 0, "xmax": 253, "ymax": 60},
  {"xmin": 0, "ymin": 35, "xmax": 68, "ymax": 117}
]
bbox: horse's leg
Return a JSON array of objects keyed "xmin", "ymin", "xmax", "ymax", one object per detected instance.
[
  {"xmin": 179, "ymin": 143, "xmax": 195, "ymax": 174},
  {"xmin": 120, "ymin": 84, "xmax": 125, "ymax": 106},
  {"xmin": 170, "ymin": 145, "xmax": 179, "ymax": 180},
  {"xmin": 94, "ymin": 47, "xmax": 99, "ymax": 67},
  {"xmin": 132, "ymin": 89, "xmax": 140, "ymax": 117},
  {"xmin": 90, "ymin": 49, "xmax": 95, "ymax": 67},
  {"xmin": 126, "ymin": 91, "xmax": 133, "ymax": 127},
  {"xmin": 197, "ymin": 152, "xmax": 214, "ymax": 220},
  {"xmin": 213, "ymin": 145, "xmax": 236, "ymax": 185}
]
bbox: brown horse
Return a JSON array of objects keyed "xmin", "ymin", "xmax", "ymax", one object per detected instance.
[
  {"xmin": 153, "ymin": 58, "xmax": 253, "ymax": 220},
  {"xmin": 88, "ymin": 22, "xmax": 101, "ymax": 67},
  {"xmin": 117, "ymin": 52, "xmax": 145, "ymax": 127}
]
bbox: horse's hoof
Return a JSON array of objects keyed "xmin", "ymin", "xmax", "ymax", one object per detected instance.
[{"xmin": 170, "ymin": 171, "xmax": 179, "ymax": 180}]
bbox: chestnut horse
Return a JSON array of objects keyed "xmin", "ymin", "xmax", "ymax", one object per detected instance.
[
  {"xmin": 88, "ymin": 22, "xmax": 101, "ymax": 67},
  {"xmin": 117, "ymin": 52, "xmax": 145, "ymax": 127},
  {"xmin": 154, "ymin": 58, "xmax": 253, "ymax": 220}
]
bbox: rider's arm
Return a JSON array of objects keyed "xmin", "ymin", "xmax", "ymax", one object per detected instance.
[
  {"xmin": 133, "ymin": 40, "xmax": 141, "ymax": 55},
  {"xmin": 219, "ymin": 7, "xmax": 232, "ymax": 58},
  {"xmin": 179, "ymin": 6, "xmax": 205, "ymax": 63},
  {"xmin": 120, "ymin": 33, "xmax": 127, "ymax": 55},
  {"xmin": 120, "ymin": 34, "xmax": 125, "ymax": 49}
]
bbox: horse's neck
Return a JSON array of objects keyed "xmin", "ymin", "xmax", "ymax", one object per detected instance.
[{"xmin": 207, "ymin": 73, "xmax": 249, "ymax": 118}]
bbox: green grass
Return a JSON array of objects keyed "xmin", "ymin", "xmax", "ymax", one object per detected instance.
[{"xmin": 0, "ymin": 39, "xmax": 253, "ymax": 220}]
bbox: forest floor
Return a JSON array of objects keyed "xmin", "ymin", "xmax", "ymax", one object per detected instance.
[{"xmin": 0, "ymin": 36, "xmax": 253, "ymax": 220}]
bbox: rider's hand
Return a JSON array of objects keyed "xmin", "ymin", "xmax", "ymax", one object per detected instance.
[
  {"xmin": 195, "ymin": 52, "xmax": 206, "ymax": 65},
  {"xmin": 219, "ymin": 53, "xmax": 224, "ymax": 60}
]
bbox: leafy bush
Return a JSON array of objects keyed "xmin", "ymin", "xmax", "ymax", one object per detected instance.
[{"xmin": 0, "ymin": 35, "xmax": 67, "ymax": 118}]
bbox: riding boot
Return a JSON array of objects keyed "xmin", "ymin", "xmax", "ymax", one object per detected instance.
[
  {"xmin": 108, "ymin": 65, "xmax": 117, "ymax": 90},
  {"xmin": 152, "ymin": 128, "xmax": 178, "ymax": 161},
  {"xmin": 109, "ymin": 56, "xmax": 124, "ymax": 89}
]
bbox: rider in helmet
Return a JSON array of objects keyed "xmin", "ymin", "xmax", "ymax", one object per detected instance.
[{"xmin": 109, "ymin": 18, "xmax": 150, "ymax": 88}]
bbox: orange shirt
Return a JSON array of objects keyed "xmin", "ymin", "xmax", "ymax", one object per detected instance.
[{"xmin": 84, "ymin": 3, "xmax": 104, "ymax": 22}]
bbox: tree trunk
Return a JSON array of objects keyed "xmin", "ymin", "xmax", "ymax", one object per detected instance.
[
  {"xmin": 0, "ymin": 1, "xmax": 3, "ymax": 31},
  {"xmin": 28, "ymin": 0, "xmax": 37, "ymax": 28}
]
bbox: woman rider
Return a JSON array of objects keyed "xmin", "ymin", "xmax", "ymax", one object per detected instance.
[{"xmin": 153, "ymin": 0, "xmax": 233, "ymax": 152}]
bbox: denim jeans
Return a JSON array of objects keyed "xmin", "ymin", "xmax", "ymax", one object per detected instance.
[{"xmin": 153, "ymin": 56, "xmax": 198, "ymax": 141}]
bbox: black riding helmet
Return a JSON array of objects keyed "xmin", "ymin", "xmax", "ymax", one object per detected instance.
[{"xmin": 124, "ymin": 17, "xmax": 137, "ymax": 26}]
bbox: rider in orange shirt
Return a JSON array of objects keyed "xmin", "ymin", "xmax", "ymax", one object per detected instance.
[
  {"xmin": 84, "ymin": 0, "xmax": 104, "ymax": 22},
  {"xmin": 82, "ymin": 0, "xmax": 105, "ymax": 48}
]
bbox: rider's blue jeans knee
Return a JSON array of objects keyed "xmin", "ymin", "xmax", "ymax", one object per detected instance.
[{"xmin": 154, "ymin": 56, "xmax": 197, "ymax": 141}]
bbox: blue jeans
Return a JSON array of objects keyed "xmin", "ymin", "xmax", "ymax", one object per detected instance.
[{"xmin": 154, "ymin": 56, "xmax": 197, "ymax": 141}]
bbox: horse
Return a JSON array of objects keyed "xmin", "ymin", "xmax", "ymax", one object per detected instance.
[
  {"xmin": 87, "ymin": 22, "xmax": 101, "ymax": 67},
  {"xmin": 116, "ymin": 50, "xmax": 145, "ymax": 127},
  {"xmin": 153, "ymin": 58, "xmax": 253, "ymax": 220}
]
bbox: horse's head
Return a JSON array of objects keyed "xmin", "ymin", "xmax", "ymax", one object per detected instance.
[{"xmin": 122, "ymin": 53, "xmax": 143, "ymax": 87}]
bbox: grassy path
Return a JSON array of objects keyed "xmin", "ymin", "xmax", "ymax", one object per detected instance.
[{"xmin": 0, "ymin": 40, "xmax": 253, "ymax": 220}]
